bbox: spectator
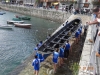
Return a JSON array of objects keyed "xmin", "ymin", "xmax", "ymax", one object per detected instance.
[
  {"xmin": 72, "ymin": 8, "xmax": 76, "ymax": 15},
  {"xmin": 52, "ymin": 48, "xmax": 59, "ymax": 73},
  {"xmin": 87, "ymin": 7, "xmax": 100, "ymax": 57},
  {"xmin": 32, "ymin": 54, "xmax": 44, "ymax": 75},
  {"xmin": 83, "ymin": 22, "xmax": 88, "ymax": 36},
  {"xmin": 65, "ymin": 6, "xmax": 68, "ymax": 12},
  {"xmin": 81, "ymin": 8, "xmax": 84, "ymax": 14},
  {"xmin": 88, "ymin": 7, "xmax": 100, "ymax": 25}
]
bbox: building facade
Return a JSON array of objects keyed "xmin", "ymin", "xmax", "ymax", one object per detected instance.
[
  {"xmin": 39, "ymin": 0, "xmax": 77, "ymax": 7},
  {"xmin": 77, "ymin": 0, "xmax": 93, "ymax": 9},
  {"xmin": 23, "ymin": 0, "xmax": 36, "ymax": 4}
]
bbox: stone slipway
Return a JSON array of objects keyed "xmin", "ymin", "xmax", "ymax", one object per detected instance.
[{"xmin": 8, "ymin": 14, "xmax": 91, "ymax": 75}]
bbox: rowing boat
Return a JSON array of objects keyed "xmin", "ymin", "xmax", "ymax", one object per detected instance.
[
  {"xmin": 14, "ymin": 23, "xmax": 31, "ymax": 28},
  {"xmin": 37, "ymin": 18, "xmax": 82, "ymax": 54}
]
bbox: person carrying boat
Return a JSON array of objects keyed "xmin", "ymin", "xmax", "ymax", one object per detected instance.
[
  {"xmin": 52, "ymin": 48, "xmax": 59, "ymax": 73},
  {"xmin": 59, "ymin": 46, "xmax": 65, "ymax": 66},
  {"xmin": 64, "ymin": 40, "xmax": 71, "ymax": 59},
  {"xmin": 34, "ymin": 44, "xmax": 39, "ymax": 55},
  {"xmin": 75, "ymin": 30, "xmax": 80, "ymax": 44},
  {"xmin": 38, "ymin": 41, "xmax": 43, "ymax": 48},
  {"xmin": 78, "ymin": 27, "xmax": 82, "ymax": 40},
  {"xmin": 32, "ymin": 54, "xmax": 44, "ymax": 75},
  {"xmin": 46, "ymin": 34, "xmax": 51, "ymax": 39}
]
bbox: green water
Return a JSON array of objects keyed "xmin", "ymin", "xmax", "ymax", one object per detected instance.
[{"xmin": 0, "ymin": 10, "xmax": 61, "ymax": 75}]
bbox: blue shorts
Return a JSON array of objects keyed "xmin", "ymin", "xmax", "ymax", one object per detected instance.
[
  {"xmin": 34, "ymin": 67, "xmax": 39, "ymax": 71},
  {"xmin": 59, "ymin": 54, "xmax": 64, "ymax": 58},
  {"xmin": 53, "ymin": 59, "xmax": 58, "ymax": 64},
  {"xmin": 75, "ymin": 35, "xmax": 79, "ymax": 38}
]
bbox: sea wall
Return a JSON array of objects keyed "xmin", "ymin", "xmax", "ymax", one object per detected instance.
[{"xmin": 0, "ymin": 4, "xmax": 70, "ymax": 23}]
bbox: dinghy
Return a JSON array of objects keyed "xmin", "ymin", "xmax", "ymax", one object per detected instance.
[
  {"xmin": 14, "ymin": 23, "xmax": 31, "ymax": 28},
  {"xmin": 0, "ymin": 25, "xmax": 13, "ymax": 29},
  {"xmin": 7, "ymin": 20, "xmax": 24, "ymax": 24}
]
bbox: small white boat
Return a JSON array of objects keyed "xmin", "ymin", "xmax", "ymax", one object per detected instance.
[
  {"xmin": 0, "ymin": 12, "xmax": 6, "ymax": 14},
  {"xmin": 7, "ymin": 20, "xmax": 24, "ymax": 24},
  {"xmin": 0, "ymin": 11, "xmax": 6, "ymax": 15},
  {"xmin": 14, "ymin": 23, "xmax": 32, "ymax": 28},
  {"xmin": 0, "ymin": 25, "xmax": 13, "ymax": 29}
]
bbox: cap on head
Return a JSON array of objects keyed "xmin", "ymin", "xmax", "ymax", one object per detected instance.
[
  {"xmin": 34, "ymin": 55, "xmax": 38, "ymax": 58},
  {"xmin": 56, "ymin": 48, "xmax": 59, "ymax": 52},
  {"xmin": 66, "ymin": 40, "xmax": 69, "ymax": 43}
]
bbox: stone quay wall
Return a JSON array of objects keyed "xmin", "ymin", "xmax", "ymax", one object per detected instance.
[{"xmin": 0, "ymin": 4, "xmax": 70, "ymax": 23}]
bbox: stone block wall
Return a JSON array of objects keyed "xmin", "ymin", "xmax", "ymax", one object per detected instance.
[{"xmin": 0, "ymin": 4, "xmax": 70, "ymax": 23}]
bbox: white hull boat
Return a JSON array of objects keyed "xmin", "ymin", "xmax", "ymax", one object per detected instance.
[
  {"xmin": 14, "ymin": 23, "xmax": 31, "ymax": 28},
  {"xmin": 7, "ymin": 20, "xmax": 24, "ymax": 24},
  {"xmin": 0, "ymin": 25, "xmax": 13, "ymax": 29}
]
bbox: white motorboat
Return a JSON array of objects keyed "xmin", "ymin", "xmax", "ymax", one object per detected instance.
[
  {"xmin": 0, "ymin": 25, "xmax": 13, "ymax": 29},
  {"xmin": 7, "ymin": 20, "xmax": 24, "ymax": 24}
]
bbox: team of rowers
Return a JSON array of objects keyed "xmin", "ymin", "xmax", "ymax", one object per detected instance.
[{"xmin": 31, "ymin": 25, "xmax": 83, "ymax": 75}]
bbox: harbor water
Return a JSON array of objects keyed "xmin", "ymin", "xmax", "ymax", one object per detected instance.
[{"xmin": 0, "ymin": 10, "xmax": 60, "ymax": 75}]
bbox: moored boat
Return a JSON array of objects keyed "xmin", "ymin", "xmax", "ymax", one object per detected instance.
[
  {"xmin": 7, "ymin": 20, "xmax": 24, "ymax": 24},
  {"xmin": 20, "ymin": 16, "xmax": 31, "ymax": 20},
  {"xmin": 12, "ymin": 18, "xmax": 21, "ymax": 21},
  {"xmin": 0, "ymin": 13, "xmax": 3, "ymax": 15},
  {"xmin": 14, "ymin": 23, "xmax": 31, "ymax": 28},
  {"xmin": 0, "ymin": 11, "xmax": 6, "ymax": 15},
  {"xmin": 37, "ymin": 18, "xmax": 82, "ymax": 54},
  {"xmin": 0, "ymin": 25, "xmax": 13, "ymax": 29},
  {"xmin": 16, "ymin": 15, "xmax": 31, "ymax": 20}
]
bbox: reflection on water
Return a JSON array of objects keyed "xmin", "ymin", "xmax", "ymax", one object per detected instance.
[{"xmin": 0, "ymin": 10, "xmax": 60, "ymax": 75}]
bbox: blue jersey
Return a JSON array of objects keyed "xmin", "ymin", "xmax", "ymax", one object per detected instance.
[
  {"xmin": 38, "ymin": 43, "xmax": 42, "ymax": 48},
  {"xmin": 65, "ymin": 43, "xmax": 70, "ymax": 50},
  {"xmin": 75, "ymin": 31, "xmax": 80, "ymax": 38},
  {"xmin": 34, "ymin": 47, "xmax": 38, "ymax": 51},
  {"xmin": 59, "ymin": 48, "xmax": 64, "ymax": 57},
  {"xmin": 36, "ymin": 52, "xmax": 43, "ymax": 59},
  {"xmin": 32, "ymin": 57, "xmax": 44, "ymax": 71},
  {"xmin": 53, "ymin": 52, "xmax": 59, "ymax": 63},
  {"xmin": 32, "ymin": 58, "xmax": 40, "ymax": 71},
  {"xmin": 78, "ymin": 28, "xmax": 82, "ymax": 34}
]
